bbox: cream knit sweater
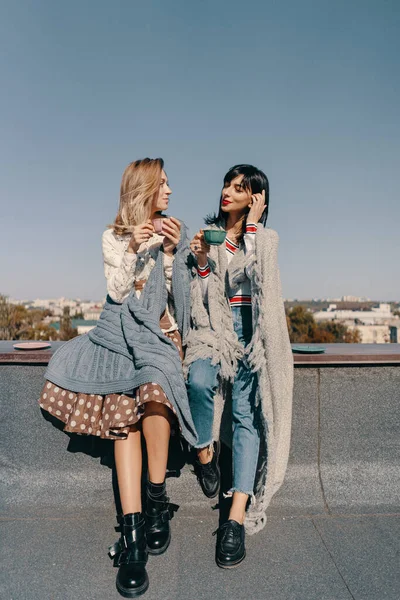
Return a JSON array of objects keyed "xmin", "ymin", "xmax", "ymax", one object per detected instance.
[{"xmin": 102, "ymin": 228, "xmax": 177, "ymax": 332}]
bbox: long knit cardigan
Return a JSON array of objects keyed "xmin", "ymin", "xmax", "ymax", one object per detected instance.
[
  {"xmin": 184, "ymin": 226, "xmax": 293, "ymax": 534},
  {"xmin": 45, "ymin": 224, "xmax": 198, "ymax": 446}
]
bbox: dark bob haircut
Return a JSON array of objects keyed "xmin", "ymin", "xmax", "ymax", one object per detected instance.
[{"xmin": 205, "ymin": 164, "xmax": 269, "ymax": 236}]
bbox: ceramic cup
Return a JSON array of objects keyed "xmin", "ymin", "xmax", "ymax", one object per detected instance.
[
  {"xmin": 152, "ymin": 218, "xmax": 164, "ymax": 234},
  {"xmin": 203, "ymin": 229, "xmax": 227, "ymax": 246}
]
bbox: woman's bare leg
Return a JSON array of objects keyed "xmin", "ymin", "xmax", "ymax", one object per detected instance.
[
  {"xmin": 114, "ymin": 425, "xmax": 142, "ymax": 514},
  {"xmin": 229, "ymin": 491, "xmax": 248, "ymax": 525},
  {"xmin": 197, "ymin": 445, "xmax": 213, "ymax": 464},
  {"xmin": 141, "ymin": 402, "xmax": 171, "ymax": 483}
]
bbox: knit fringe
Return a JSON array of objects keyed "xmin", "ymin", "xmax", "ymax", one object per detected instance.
[{"xmin": 184, "ymin": 226, "xmax": 294, "ymax": 535}]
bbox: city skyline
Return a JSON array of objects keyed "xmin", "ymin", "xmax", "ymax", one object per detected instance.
[
  {"xmin": 1, "ymin": 0, "xmax": 399, "ymax": 300},
  {"xmin": 4, "ymin": 293, "xmax": 398, "ymax": 345},
  {"xmin": 6, "ymin": 294, "xmax": 399, "ymax": 304}
]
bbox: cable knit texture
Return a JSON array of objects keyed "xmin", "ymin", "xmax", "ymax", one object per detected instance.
[
  {"xmin": 184, "ymin": 225, "xmax": 294, "ymax": 534},
  {"xmin": 45, "ymin": 223, "xmax": 197, "ymax": 446},
  {"xmin": 102, "ymin": 228, "xmax": 177, "ymax": 332}
]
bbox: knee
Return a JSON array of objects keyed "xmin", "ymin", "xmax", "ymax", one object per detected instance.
[
  {"xmin": 187, "ymin": 369, "xmax": 204, "ymax": 396},
  {"xmin": 232, "ymin": 402, "xmax": 259, "ymax": 433},
  {"xmin": 143, "ymin": 401, "xmax": 173, "ymax": 422},
  {"xmin": 187, "ymin": 360, "xmax": 217, "ymax": 398}
]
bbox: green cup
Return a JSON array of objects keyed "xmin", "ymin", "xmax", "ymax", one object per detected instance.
[{"xmin": 203, "ymin": 229, "xmax": 227, "ymax": 246}]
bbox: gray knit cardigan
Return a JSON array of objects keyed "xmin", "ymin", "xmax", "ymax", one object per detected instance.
[
  {"xmin": 45, "ymin": 224, "xmax": 198, "ymax": 446},
  {"xmin": 184, "ymin": 226, "xmax": 294, "ymax": 534}
]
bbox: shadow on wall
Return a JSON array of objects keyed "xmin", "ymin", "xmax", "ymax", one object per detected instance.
[{"xmin": 40, "ymin": 408, "xmax": 196, "ymax": 515}]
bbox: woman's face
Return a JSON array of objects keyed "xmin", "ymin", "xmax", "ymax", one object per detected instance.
[
  {"xmin": 220, "ymin": 175, "xmax": 252, "ymax": 216},
  {"xmin": 152, "ymin": 170, "xmax": 171, "ymax": 213}
]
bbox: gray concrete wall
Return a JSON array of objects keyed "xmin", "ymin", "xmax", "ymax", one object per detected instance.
[{"xmin": 1, "ymin": 365, "xmax": 399, "ymax": 517}]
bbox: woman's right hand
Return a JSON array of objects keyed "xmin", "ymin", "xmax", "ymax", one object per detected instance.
[
  {"xmin": 127, "ymin": 222, "xmax": 154, "ymax": 253},
  {"xmin": 190, "ymin": 230, "xmax": 210, "ymax": 267}
]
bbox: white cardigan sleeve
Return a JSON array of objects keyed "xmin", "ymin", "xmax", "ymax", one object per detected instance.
[
  {"xmin": 163, "ymin": 252, "xmax": 175, "ymax": 294},
  {"xmin": 102, "ymin": 230, "xmax": 137, "ymax": 303}
]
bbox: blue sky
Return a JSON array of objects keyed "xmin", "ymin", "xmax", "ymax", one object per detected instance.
[{"xmin": 1, "ymin": 0, "xmax": 399, "ymax": 301}]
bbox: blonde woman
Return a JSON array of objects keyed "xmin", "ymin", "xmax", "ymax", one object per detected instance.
[{"xmin": 39, "ymin": 158, "xmax": 197, "ymax": 598}]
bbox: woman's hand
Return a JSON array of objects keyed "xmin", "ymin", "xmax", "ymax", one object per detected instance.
[
  {"xmin": 162, "ymin": 217, "xmax": 181, "ymax": 256},
  {"xmin": 190, "ymin": 230, "xmax": 210, "ymax": 267},
  {"xmin": 127, "ymin": 222, "xmax": 154, "ymax": 253},
  {"xmin": 247, "ymin": 189, "xmax": 266, "ymax": 224}
]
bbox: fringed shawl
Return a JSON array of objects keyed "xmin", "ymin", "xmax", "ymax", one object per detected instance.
[{"xmin": 184, "ymin": 226, "xmax": 293, "ymax": 534}]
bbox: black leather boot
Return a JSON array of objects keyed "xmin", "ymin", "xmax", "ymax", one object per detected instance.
[
  {"xmin": 194, "ymin": 443, "xmax": 220, "ymax": 499},
  {"xmin": 214, "ymin": 519, "xmax": 246, "ymax": 568},
  {"xmin": 109, "ymin": 512, "xmax": 149, "ymax": 598},
  {"xmin": 145, "ymin": 481, "xmax": 178, "ymax": 555}
]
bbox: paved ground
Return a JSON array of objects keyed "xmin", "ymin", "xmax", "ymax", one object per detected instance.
[
  {"xmin": 1, "ymin": 364, "xmax": 399, "ymax": 599},
  {"xmin": 1, "ymin": 508, "xmax": 399, "ymax": 600}
]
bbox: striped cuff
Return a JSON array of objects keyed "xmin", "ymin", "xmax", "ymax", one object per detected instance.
[
  {"xmin": 229, "ymin": 295, "xmax": 252, "ymax": 306},
  {"xmin": 197, "ymin": 263, "xmax": 211, "ymax": 278},
  {"xmin": 245, "ymin": 223, "xmax": 258, "ymax": 234}
]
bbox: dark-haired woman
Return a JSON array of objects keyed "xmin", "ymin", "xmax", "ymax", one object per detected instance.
[{"xmin": 185, "ymin": 164, "xmax": 293, "ymax": 568}]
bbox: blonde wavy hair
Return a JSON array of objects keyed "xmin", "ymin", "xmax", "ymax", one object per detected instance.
[{"xmin": 110, "ymin": 158, "xmax": 164, "ymax": 235}]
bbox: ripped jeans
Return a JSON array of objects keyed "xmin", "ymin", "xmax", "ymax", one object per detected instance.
[{"xmin": 187, "ymin": 306, "xmax": 260, "ymax": 496}]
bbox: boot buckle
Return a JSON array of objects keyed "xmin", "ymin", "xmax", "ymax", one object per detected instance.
[{"xmin": 108, "ymin": 539, "xmax": 122, "ymax": 559}]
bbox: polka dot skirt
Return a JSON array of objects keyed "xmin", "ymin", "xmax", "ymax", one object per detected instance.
[{"xmin": 38, "ymin": 329, "xmax": 183, "ymax": 440}]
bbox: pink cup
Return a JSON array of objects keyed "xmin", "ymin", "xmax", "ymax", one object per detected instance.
[{"xmin": 152, "ymin": 218, "xmax": 164, "ymax": 234}]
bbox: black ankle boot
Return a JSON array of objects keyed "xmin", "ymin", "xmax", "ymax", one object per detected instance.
[
  {"xmin": 145, "ymin": 481, "xmax": 178, "ymax": 555},
  {"xmin": 194, "ymin": 443, "xmax": 220, "ymax": 499},
  {"xmin": 214, "ymin": 519, "xmax": 246, "ymax": 569},
  {"xmin": 109, "ymin": 512, "xmax": 149, "ymax": 598}
]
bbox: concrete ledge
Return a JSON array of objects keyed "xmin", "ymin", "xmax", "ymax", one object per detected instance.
[
  {"xmin": 1, "ymin": 340, "xmax": 400, "ymax": 366},
  {"xmin": 292, "ymin": 343, "xmax": 400, "ymax": 366},
  {"xmin": 1, "ymin": 363, "xmax": 399, "ymax": 518}
]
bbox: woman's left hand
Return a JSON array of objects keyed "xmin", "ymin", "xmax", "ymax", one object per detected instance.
[
  {"xmin": 162, "ymin": 217, "xmax": 181, "ymax": 256},
  {"xmin": 247, "ymin": 189, "xmax": 266, "ymax": 224}
]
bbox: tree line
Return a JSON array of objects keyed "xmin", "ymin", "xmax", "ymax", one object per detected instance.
[
  {"xmin": 0, "ymin": 295, "xmax": 78, "ymax": 341},
  {"xmin": 286, "ymin": 305, "xmax": 361, "ymax": 343},
  {"xmin": 1, "ymin": 295, "xmax": 361, "ymax": 344}
]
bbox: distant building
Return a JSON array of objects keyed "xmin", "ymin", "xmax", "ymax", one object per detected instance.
[
  {"xmin": 347, "ymin": 325, "xmax": 390, "ymax": 344},
  {"xmin": 74, "ymin": 320, "xmax": 99, "ymax": 334},
  {"xmin": 312, "ymin": 302, "xmax": 400, "ymax": 343},
  {"xmin": 390, "ymin": 325, "xmax": 400, "ymax": 343},
  {"xmin": 314, "ymin": 303, "xmax": 393, "ymax": 326},
  {"xmin": 342, "ymin": 295, "xmax": 371, "ymax": 302},
  {"xmin": 50, "ymin": 319, "xmax": 98, "ymax": 335},
  {"xmin": 10, "ymin": 297, "xmax": 105, "ymax": 318},
  {"xmin": 83, "ymin": 308, "xmax": 103, "ymax": 321}
]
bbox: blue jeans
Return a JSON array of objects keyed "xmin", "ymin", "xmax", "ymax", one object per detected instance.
[{"xmin": 187, "ymin": 306, "xmax": 260, "ymax": 495}]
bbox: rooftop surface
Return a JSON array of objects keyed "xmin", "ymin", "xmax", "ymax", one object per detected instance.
[
  {"xmin": 2, "ymin": 510, "xmax": 398, "ymax": 600},
  {"xmin": 1, "ymin": 347, "xmax": 399, "ymax": 599}
]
